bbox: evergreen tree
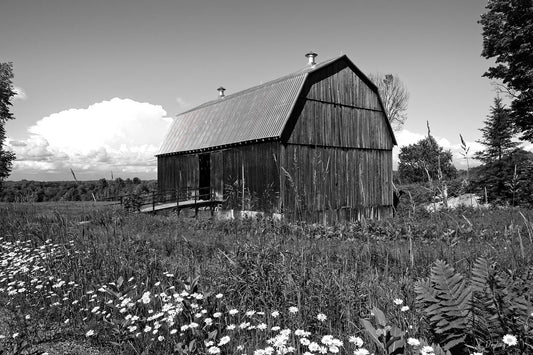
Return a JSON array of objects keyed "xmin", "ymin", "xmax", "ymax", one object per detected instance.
[{"xmin": 474, "ymin": 97, "xmax": 519, "ymax": 164}]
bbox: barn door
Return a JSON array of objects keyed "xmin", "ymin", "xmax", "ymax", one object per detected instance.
[{"xmin": 199, "ymin": 153, "xmax": 210, "ymax": 200}]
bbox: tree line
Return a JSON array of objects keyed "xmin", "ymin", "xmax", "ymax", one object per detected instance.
[{"xmin": 0, "ymin": 178, "xmax": 156, "ymax": 203}]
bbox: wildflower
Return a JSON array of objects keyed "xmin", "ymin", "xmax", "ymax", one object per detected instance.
[
  {"xmin": 332, "ymin": 338, "xmax": 343, "ymax": 347},
  {"xmin": 288, "ymin": 306, "xmax": 298, "ymax": 314},
  {"xmin": 170, "ymin": 329, "xmax": 177, "ymax": 334},
  {"xmin": 189, "ymin": 322, "xmax": 199, "ymax": 328},
  {"xmin": 271, "ymin": 310, "xmax": 279, "ymax": 318},
  {"xmin": 229, "ymin": 309, "xmax": 238, "ymax": 315},
  {"xmin": 349, "ymin": 336, "xmax": 364, "ymax": 347},
  {"xmin": 158, "ymin": 335, "xmax": 164, "ymax": 341},
  {"xmin": 300, "ymin": 338, "xmax": 311, "ymax": 346},
  {"xmin": 321, "ymin": 335, "xmax": 334, "ymax": 345},
  {"xmin": 218, "ymin": 335, "xmax": 231, "ymax": 346},
  {"xmin": 294, "ymin": 329, "xmax": 307, "ymax": 336},
  {"xmin": 407, "ymin": 338, "xmax": 421, "ymax": 347},
  {"xmin": 180, "ymin": 325, "xmax": 189, "ymax": 331},
  {"xmin": 317, "ymin": 313, "xmax": 327, "ymax": 322},
  {"xmin": 246, "ymin": 310, "xmax": 256, "ymax": 317},
  {"xmin": 401, "ymin": 306, "xmax": 410, "ymax": 312},
  {"xmin": 12, "ymin": 333, "xmax": 19, "ymax": 338},
  {"xmin": 213, "ymin": 312, "xmax": 222, "ymax": 318},
  {"xmin": 353, "ymin": 349, "xmax": 370, "ymax": 355},
  {"xmin": 472, "ymin": 353, "xmax": 483, "ymax": 355},
  {"xmin": 257, "ymin": 323, "xmax": 267, "ymax": 330},
  {"xmin": 239, "ymin": 322, "xmax": 250, "ymax": 329},
  {"xmin": 216, "ymin": 293, "xmax": 223, "ymax": 298},
  {"xmin": 226, "ymin": 324, "xmax": 236, "ymax": 330},
  {"xmin": 141, "ymin": 291, "xmax": 151, "ymax": 304},
  {"xmin": 85, "ymin": 329, "xmax": 95, "ymax": 337},
  {"xmin": 503, "ymin": 334, "xmax": 518, "ymax": 346},
  {"xmin": 154, "ymin": 281, "xmax": 161, "ymax": 287},
  {"xmin": 271, "ymin": 326, "xmax": 280, "ymax": 331},
  {"xmin": 204, "ymin": 318, "xmax": 213, "ymax": 325},
  {"xmin": 329, "ymin": 345, "xmax": 340, "ymax": 353},
  {"xmin": 420, "ymin": 345, "xmax": 435, "ymax": 355},
  {"xmin": 393, "ymin": 298, "xmax": 403, "ymax": 305},
  {"xmin": 208, "ymin": 346, "xmax": 221, "ymax": 354},
  {"xmin": 144, "ymin": 326, "xmax": 152, "ymax": 333}
]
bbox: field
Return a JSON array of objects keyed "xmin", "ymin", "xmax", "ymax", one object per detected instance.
[{"xmin": 1, "ymin": 202, "xmax": 532, "ymax": 355}]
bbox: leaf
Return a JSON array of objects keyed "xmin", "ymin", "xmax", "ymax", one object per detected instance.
[
  {"xmin": 117, "ymin": 276, "xmax": 124, "ymax": 289},
  {"xmin": 372, "ymin": 306, "xmax": 387, "ymax": 327},
  {"xmin": 360, "ymin": 318, "xmax": 384, "ymax": 350}
]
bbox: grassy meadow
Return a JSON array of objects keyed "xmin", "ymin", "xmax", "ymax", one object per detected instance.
[{"xmin": 1, "ymin": 201, "xmax": 532, "ymax": 355}]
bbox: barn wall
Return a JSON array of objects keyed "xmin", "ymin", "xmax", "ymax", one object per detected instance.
[
  {"xmin": 157, "ymin": 142, "xmax": 280, "ymax": 212},
  {"xmin": 157, "ymin": 154, "xmax": 198, "ymax": 192},
  {"xmin": 218, "ymin": 142, "xmax": 280, "ymax": 212},
  {"xmin": 287, "ymin": 61, "xmax": 394, "ymax": 150},
  {"xmin": 280, "ymin": 144, "xmax": 393, "ymax": 223}
]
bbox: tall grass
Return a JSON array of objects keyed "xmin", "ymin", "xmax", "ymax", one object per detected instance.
[{"xmin": 1, "ymin": 202, "xmax": 532, "ymax": 354}]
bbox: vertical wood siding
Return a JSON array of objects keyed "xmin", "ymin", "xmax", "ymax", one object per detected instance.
[
  {"xmin": 280, "ymin": 144, "xmax": 393, "ymax": 223},
  {"xmin": 281, "ymin": 60, "xmax": 394, "ymax": 222},
  {"xmin": 157, "ymin": 142, "xmax": 280, "ymax": 212},
  {"xmin": 287, "ymin": 63, "xmax": 393, "ymax": 149}
]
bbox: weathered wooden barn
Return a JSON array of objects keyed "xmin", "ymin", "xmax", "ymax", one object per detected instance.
[{"xmin": 157, "ymin": 53, "xmax": 397, "ymax": 223}]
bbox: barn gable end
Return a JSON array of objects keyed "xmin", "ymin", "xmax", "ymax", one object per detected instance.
[{"xmin": 284, "ymin": 57, "xmax": 394, "ymax": 149}]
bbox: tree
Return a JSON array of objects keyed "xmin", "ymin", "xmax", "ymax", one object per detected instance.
[
  {"xmin": 479, "ymin": 0, "xmax": 533, "ymax": 142},
  {"xmin": 470, "ymin": 149, "xmax": 533, "ymax": 206},
  {"xmin": 369, "ymin": 73, "xmax": 409, "ymax": 131},
  {"xmin": 398, "ymin": 135, "xmax": 457, "ymax": 183},
  {"xmin": 0, "ymin": 62, "xmax": 16, "ymax": 189},
  {"xmin": 474, "ymin": 97, "xmax": 519, "ymax": 164}
]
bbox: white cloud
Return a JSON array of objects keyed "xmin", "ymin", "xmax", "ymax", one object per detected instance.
[
  {"xmin": 8, "ymin": 98, "xmax": 172, "ymax": 178},
  {"xmin": 13, "ymin": 86, "xmax": 27, "ymax": 100}
]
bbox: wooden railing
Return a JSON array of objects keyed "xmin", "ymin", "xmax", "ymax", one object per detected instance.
[{"xmin": 116, "ymin": 186, "xmax": 221, "ymax": 215}]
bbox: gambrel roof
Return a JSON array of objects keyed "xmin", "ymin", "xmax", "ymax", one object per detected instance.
[{"xmin": 157, "ymin": 55, "xmax": 396, "ymax": 156}]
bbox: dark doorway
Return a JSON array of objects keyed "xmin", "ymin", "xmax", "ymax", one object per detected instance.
[{"xmin": 199, "ymin": 154, "xmax": 210, "ymax": 200}]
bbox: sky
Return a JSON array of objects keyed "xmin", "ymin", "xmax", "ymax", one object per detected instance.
[{"xmin": 1, "ymin": 0, "xmax": 530, "ymax": 181}]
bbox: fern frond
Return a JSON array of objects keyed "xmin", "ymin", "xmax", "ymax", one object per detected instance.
[{"xmin": 415, "ymin": 260, "xmax": 473, "ymax": 351}]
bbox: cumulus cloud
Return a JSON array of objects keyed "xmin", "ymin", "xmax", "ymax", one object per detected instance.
[
  {"xmin": 13, "ymin": 86, "xmax": 27, "ymax": 100},
  {"xmin": 8, "ymin": 98, "xmax": 172, "ymax": 178}
]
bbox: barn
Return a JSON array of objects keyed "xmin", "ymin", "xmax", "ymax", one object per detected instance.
[{"xmin": 156, "ymin": 53, "xmax": 397, "ymax": 223}]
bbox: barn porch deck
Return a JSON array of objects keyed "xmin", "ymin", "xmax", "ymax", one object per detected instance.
[
  {"xmin": 116, "ymin": 187, "xmax": 223, "ymax": 215},
  {"xmin": 139, "ymin": 197, "xmax": 224, "ymax": 214}
]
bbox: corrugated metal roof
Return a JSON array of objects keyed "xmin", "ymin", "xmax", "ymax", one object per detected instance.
[{"xmin": 158, "ymin": 56, "xmax": 380, "ymax": 155}]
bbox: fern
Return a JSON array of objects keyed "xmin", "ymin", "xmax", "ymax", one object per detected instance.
[
  {"xmin": 416, "ymin": 258, "xmax": 533, "ymax": 353},
  {"xmin": 415, "ymin": 260, "xmax": 473, "ymax": 351}
]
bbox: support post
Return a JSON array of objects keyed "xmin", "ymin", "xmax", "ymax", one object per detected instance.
[{"xmin": 194, "ymin": 189, "xmax": 198, "ymax": 218}]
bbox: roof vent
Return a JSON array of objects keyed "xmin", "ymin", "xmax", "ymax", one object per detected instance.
[
  {"xmin": 217, "ymin": 86, "xmax": 226, "ymax": 98},
  {"xmin": 305, "ymin": 51, "xmax": 318, "ymax": 66}
]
